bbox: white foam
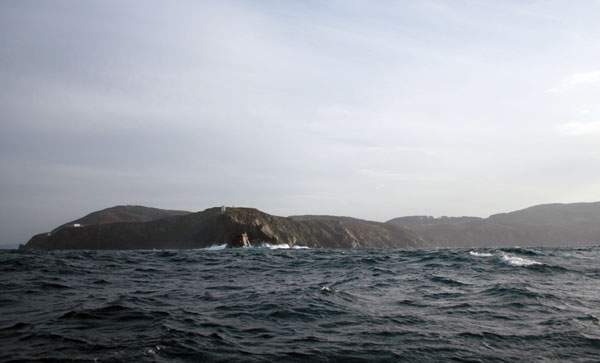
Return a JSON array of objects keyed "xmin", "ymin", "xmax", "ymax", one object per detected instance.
[
  {"xmin": 265, "ymin": 243, "xmax": 311, "ymax": 249},
  {"xmin": 499, "ymin": 254, "xmax": 541, "ymax": 267},
  {"xmin": 292, "ymin": 245, "xmax": 310, "ymax": 249},
  {"xmin": 202, "ymin": 243, "xmax": 309, "ymax": 250},
  {"xmin": 204, "ymin": 244, "xmax": 227, "ymax": 251},
  {"xmin": 264, "ymin": 243, "xmax": 291, "ymax": 249},
  {"xmin": 469, "ymin": 251, "xmax": 494, "ymax": 257}
]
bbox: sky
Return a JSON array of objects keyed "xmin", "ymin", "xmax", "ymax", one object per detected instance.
[{"xmin": 1, "ymin": 0, "xmax": 600, "ymax": 247}]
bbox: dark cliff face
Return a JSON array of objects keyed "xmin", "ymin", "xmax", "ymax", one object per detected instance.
[
  {"xmin": 386, "ymin": 202, "xmax": 600, "ymax": 247},
  {"xmin": 22, "ymin": 207, "xmax": 429, "ymax": 250}
]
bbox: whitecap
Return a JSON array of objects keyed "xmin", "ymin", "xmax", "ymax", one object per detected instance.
[
  {"xmin": 292, "ymin": 245, "xmax": 310, "ymax": 249},
  {"xmin": 204, "ymin": 244, "xmax": 227, "ymax": 251},
  {"xmin": 203, "ymin": 243, "xmax": 309, "ymax": 250},
  {"xmin": 264, "ymin": 243, "xmax": 310, "ymax": 249},
  {"xmin": 499, "ymin": 253, "xmax": 541, "ymax": 267},
  {"xmin": 263, "ymin": 243, "xmax": 291, "ymax": 249},
  {"xmin": 469, "ymin": 251, "xmax": 493, "ymax": 257}
]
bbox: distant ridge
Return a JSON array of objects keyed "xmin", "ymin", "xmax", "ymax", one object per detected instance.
[{"xmin": 387, "ymin": 201, "xmax": 600, "ymax": 247}]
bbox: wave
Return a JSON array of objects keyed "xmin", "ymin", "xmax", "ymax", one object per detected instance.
[
  {"xmin": 469, "ymin": 251, "xmax": 494, "ymax": 257},
  {"xmin": 201, "ymin": 243, "xmax": 310, "ymax": 250},
  {"xmin": 469, "ymin": 250, "xmax": 544, "ymax": 267},
  {"xmin": 500, "ymin": 247, "xmax": 540, "ymax": 256},
  {"xmin": 259, "ymin": 244, "xmax": 310, "ymax": 250},
  {"xmin": 499, "ymin": 253, "xmax": 541, "ymax": 267},
  {"xmin": 5, "ymin": 247, "xmax": 600, "ymax": 362},
  {"xmin": 263, "ymin": 243, "xmax": 292, "ymax": 249},
  {"xmin": 203, "ymin": 244, "xmax": 227, "ymax": 251}
]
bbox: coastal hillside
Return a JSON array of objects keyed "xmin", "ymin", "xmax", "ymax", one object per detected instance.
[
  {"xmin": 52, "ymin": 205, "xmax": 192, "ymax": 232},
  {"xmin": 387, "ymin": 202, "xmax": 600, "ymax": 247},
  {"xmin": 22, "ymin": 207, "xmax": 429, "ymax": 250}
]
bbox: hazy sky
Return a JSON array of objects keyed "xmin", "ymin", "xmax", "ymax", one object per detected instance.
[{"xmin": 2, "ymin": 0, "xmax": 600, "ymax": 246}]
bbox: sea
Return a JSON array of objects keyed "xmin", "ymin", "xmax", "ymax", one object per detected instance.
[{"xmin": 1, "ymin": 246, "xmax": 599, "ymax": 362}]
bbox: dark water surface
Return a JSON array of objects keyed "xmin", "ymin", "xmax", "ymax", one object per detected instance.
[{"xmin": 1, "ymin": 247, "xmax": 599, "ymax": 362}]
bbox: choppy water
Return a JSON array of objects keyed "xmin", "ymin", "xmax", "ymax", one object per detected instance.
[{"xmin": 1, "ymin": 246, "xmax": 599, "ymax": 362}]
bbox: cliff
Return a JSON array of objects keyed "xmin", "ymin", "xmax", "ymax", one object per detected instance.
[{"xmin": 21, "ymin": 207, "xmax": 429, "ymax": 250}]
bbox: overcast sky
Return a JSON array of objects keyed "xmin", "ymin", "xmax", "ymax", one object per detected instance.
[{"xmin": 1, "ymin": 0, "xmax": 600, "ymax": 246}]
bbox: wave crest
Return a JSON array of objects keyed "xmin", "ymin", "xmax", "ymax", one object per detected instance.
[
  {"xmin": 203, "ymin": 244, "xmax": 227, "ymax": 251},
  {"xmin": 202, "ymin": 243, "xmax": 310, "ymax": 250},
  {"xmin": 500, "ymin": 254, "xmax": 541, "ymax": 267},
  {"xmin": 469, "ymin": 251, "xmax": 494, "ymax": 257},
  {"xmin": 263, "ymin": 244, "xmax": 310, "ymax": 250}
]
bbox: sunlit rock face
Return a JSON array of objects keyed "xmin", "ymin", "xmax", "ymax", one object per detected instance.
[{"xmin": 228, "ymin": 233, "xmax": 251, "ymax": 248}]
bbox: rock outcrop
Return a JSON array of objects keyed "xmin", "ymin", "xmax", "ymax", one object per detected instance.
[{"xmin": 229, "ymin": 233, "xmax": 251, "ymax": 248}]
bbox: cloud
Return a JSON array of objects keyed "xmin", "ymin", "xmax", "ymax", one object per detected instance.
[
  {"xmin": 548, "ymin": 70, "xmax": 600, "ymax": 93},
  {"xmin": 565, "ymin": 71, "xmax": 600, "ymax": 85},
  {"xmin": 556, "ymin": 121, "xmax": 600, "ymax": 136},
  {"xmin": 4, "ymin": 0, "xmax": 600, "ymax": 244}
]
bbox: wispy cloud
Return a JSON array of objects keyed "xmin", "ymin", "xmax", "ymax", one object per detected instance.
[
  {"xmin": 556, "ymin": 121, "xmax": 600, "ymax": 136},
  {"xmin": 548, "ymin": 70, "xmax": 600, "ymax": 93}
]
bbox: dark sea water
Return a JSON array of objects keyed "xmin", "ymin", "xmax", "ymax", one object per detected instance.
[{"xmin": 1, "ymin": 246, "xmax": 599, "ymax": 362}]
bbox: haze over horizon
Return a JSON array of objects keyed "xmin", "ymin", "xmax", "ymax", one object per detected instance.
[{"xmin": 2, "ymin": 1, "xmax": 600, "ymax": 246}]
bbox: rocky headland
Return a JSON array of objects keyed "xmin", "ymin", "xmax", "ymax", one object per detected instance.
[
  {"xmin": 21, "ymin": 207, "xmax": 428, "ymax": 250},
  {"xmin": 20, "ymin": 202, "xmax": 600, "ymax": 250}
]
